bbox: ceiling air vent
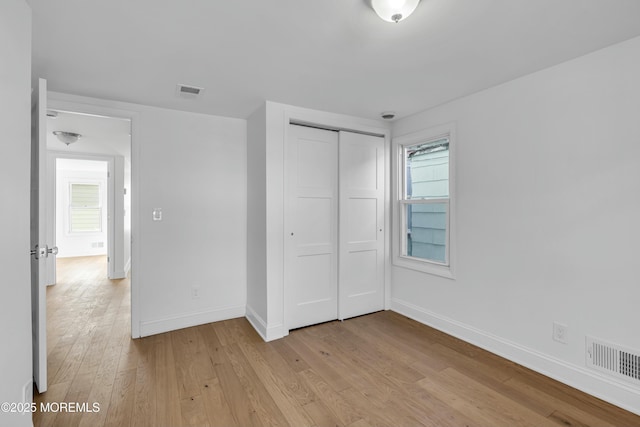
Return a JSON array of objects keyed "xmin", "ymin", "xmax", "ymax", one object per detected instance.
[
  {"xmin": 176, "ymin": 84, "xmax": 204, "ymax": 98},
  {"xmin": 586, "ymin": 336, "xmax": 640, "ymax": 385}
]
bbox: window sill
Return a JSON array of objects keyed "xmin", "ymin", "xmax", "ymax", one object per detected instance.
[{"xmin": 392, "ymin": 255, "xmax": 455, "ymax": 280}]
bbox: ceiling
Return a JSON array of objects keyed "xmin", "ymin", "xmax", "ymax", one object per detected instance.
[
  {"xmin": 28, "ymin": 0, "xmax": 640, "ymax": 121},
  {"xmin": 47, "ymin": 111, "xmax": 131, "ymax": 162}
]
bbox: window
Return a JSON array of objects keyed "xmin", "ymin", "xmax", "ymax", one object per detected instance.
[
  {"xmin": 393, "ymin": 124, "xmax": 455, "ymax": 278},
  {"xmin": 69, "ymin": 183, "xmax": 102, "ymax": 233},
  {"xmin": 404, "ymin": 138, "xmax": 449, "ymax": 263}
]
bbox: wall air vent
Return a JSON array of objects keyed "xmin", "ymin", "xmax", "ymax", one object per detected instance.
[
  {"xmin": 176, "ymin": 84, "xmax": 204, "ymax": 98},
  {"xmin": 586, "ymin": 336, "xmax": 640, "ymax": 385}
]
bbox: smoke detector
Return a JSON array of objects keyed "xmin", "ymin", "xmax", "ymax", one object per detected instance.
[
  {"xmin": 381, "ymin": 111, "xmax": 396, "ymax": 120},
  {"xmin": 176, "ymin": 84, "xmax": 204, "ymax": 98}
]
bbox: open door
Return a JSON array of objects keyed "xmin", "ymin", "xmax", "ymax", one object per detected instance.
[{"xmin": 31, "ymin": 78, "xmax": 53, "ymax": 393}]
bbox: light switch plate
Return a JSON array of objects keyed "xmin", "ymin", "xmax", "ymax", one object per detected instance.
[{"xmin": 152, "ymin": 208, "xmax": 162, "ymax": 221}]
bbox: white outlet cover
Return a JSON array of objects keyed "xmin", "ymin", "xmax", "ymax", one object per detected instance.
[{"xmin": 553, "ymin": 322, "xmax": 568, "ymax": 344}]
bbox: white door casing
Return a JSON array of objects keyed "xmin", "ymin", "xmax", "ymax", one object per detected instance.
[
  {"xmin": 30, "ymin": 78, "xmax": 48, "ymax": 393},
  {"xmin": 285, "ymin": 125, "xmax": 339, "ymax": 330},
  {"xmin": 338, "ymin": 131, "xmax": 385, "ymax": 320}
]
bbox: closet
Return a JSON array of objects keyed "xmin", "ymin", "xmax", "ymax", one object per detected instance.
[{"xmin": 284, "ymin": 124, "xmax": 385, "ymax": 330}]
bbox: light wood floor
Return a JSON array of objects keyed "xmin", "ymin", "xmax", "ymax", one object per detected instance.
[{"xmin": 34, "ymin": 256, "xmax": 640, "ymax": 427}]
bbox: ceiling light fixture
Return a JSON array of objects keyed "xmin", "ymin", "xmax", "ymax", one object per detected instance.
[
  {"xmin": 371, "ymin": 0, "xmax": 420, "ymax": 23},
  {"xmin": 53, "ymin": 131, "xmax": 82, "ymax": 146}
]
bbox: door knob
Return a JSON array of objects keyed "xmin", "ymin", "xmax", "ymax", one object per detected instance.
[
  {"xmin": 30, "ymin": 245, "xmax": 47, "ymax": 259},
  {"xmin": 47, "ymin": 246, "xmax": 59, "ymax": 256}
]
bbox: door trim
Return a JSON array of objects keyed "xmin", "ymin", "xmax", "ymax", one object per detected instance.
[{"xmin": 289, "ymin": 119, "xmax": 385, "ymax": 138}]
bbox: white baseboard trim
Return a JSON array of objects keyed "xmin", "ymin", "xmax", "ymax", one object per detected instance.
[
  {"xmin": 140, "ymin": 304, "xmax": 245, "ymax": 337},
  {"xmin": 245, "ymin": 305, "xmax": 285, "ymax": 342},
  {"xmin": 110, "ymin": 270, "xmax": 126, "ymax": 279},
  {"xmin": 57, "ymin": 251, "xmax": 107, "ymax": 258},
  {"xmin": 390, "ymin": 297, "xmax": 640, "ymax": 416}
]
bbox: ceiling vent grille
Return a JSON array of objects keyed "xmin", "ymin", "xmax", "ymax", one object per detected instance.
[
  {"xmin": 586, "ymin": 336, "xmax": 640, "ymax": 385},
  {"xmin": 176, "ymin": 84, "xmax": 204, "ymax": 98}
]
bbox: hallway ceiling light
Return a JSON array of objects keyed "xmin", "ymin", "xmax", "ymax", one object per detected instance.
[
  {"xmin": 371, "ymin": 0, "xmax": 420, "ymax": 23},
  {"xmin": 53, "ymin": 131, "xmax": 82, "ymax": 146}
]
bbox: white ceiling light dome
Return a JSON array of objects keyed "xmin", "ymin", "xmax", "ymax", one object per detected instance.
[
  {"xmin": 371, "ymin": 0, "xmax": 421, "ymax": 23},
  {"xmin": 53, "ymin": 131, "xmax": 82, "ymax": 146}
]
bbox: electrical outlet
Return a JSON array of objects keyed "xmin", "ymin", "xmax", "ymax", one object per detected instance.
[
  {"xmin": 191, "ymin": 286, "xmax": 200, "ymax": 299},
  {"xmin": 553, "ymin": 322, "xmax": 568, "ymax": 344}
]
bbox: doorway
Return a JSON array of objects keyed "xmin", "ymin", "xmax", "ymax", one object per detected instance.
[
  {"xmin": 41, "ymin": 108, "xmax": 133, "ymax": 392},
  {"xmin": 46, "ymin": 110, "xmax": 132, "ymax": 284},
  {"xmin": 53, "ymin": 158, "xmax": 110, "ymax": 278}
]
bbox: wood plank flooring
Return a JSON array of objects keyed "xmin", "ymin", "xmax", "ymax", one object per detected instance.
[{"xmin": 34, "ymin": 256, "xmax": 640, "ymax": 427}]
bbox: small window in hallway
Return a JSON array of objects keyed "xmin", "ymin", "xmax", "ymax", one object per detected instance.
[{"xmin": 70, "ymin": 183, "xmax": 102, "ymax": 232}]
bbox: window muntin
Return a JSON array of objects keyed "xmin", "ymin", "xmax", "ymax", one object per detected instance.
[{"xmin": 69, "ymin": 183, "xmax": 102, "ymax": 233}]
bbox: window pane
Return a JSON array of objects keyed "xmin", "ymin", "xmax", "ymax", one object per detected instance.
[
  {"xmin": 71, "ymin": 183, "xmax": 100, "ymax": 207},
  {"xmin": 405, "ymin": 138, "xmax": 449, "ymax": 199},
  {"xmin": 406, "ymin": 202, "xmax": 447, "ymax": 263},
  {"xmin": 70, "ymin": 208, "xmax": 101, "ymax": 232},
  {"xmin": 70, "ymin": 183, "xmax": 101, "ymax": 232}
]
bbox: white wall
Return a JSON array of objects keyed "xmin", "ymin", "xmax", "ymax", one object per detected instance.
[
  {"xmin": 0, "ymin": 1, "xmax": 33, "ymax": 426},
  {"xmin": 391, "ymin": 36, "xmax": 640, "ymax": 414},
  {"xmin": 55, "ymin": 161, "xmax": 108, "ymax": 258},
  {"xmin": 48, "ymin": 91, "xmax": 247, "ymax": 337},
  {"xmin": 246, "ymin": 104, "xmax": 268, "ymax": 324}
]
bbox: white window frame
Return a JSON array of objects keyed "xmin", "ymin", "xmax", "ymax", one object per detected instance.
[
  {"xmin": 68, "ymin": 181, "xmax": 103, "ymax": 234},
  {"xmin": 392, "ymin": 122, "xmax": 456, "ymax": 279}
]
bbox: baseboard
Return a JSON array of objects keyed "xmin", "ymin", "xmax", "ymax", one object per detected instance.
[
  {"xmin": 110, "ymin": 270, "xmax": 126, "ymax": 279},
  {"xmin": 139, "ymin": 305, "xmax": 245, "ymax": 337},
  {"xmin": 57, "ymin": 252, "xmax": 107, "ymax": 258},
  {"xmin": 390, "ymin": 297, "xmax": 640, "ymax": 416},
  {"xmin": 245, "ymin": 305, "xmax": 285, "ymax": 342}
]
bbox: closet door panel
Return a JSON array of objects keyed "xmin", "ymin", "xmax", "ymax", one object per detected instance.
[
  {"xmin": 339, "ymin": 131, "xmax": 385, "ymax": 320},
  {"xmin": 285, "ymin": 125, "xmax": 339, "ymax": 330}
]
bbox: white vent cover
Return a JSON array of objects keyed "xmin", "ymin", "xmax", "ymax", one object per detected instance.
[
  {"xmin": 176, "ymin": 84, "xmax": 204, "ymax": 98},
  {"xmin": 586, "ymin": 336, "xmax": 640, "ymax": 385}
]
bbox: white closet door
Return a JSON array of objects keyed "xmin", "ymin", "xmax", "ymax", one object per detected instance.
[
  {"xmin": 338, "ymin": 131, "xmax": 385, "ymax": 320},
  {"xmin": 285, "ymin": 125, "xmax": 339, "ymax": 330}
]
